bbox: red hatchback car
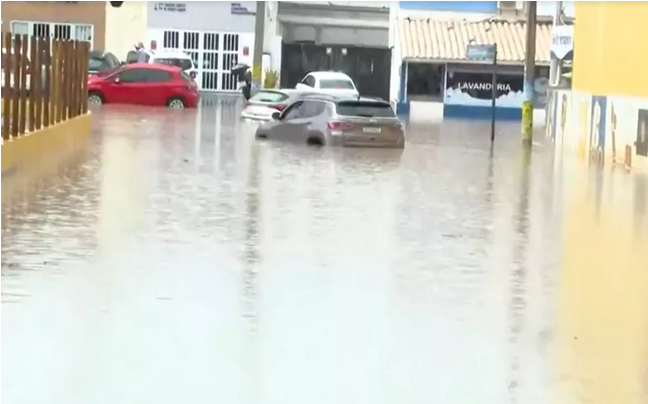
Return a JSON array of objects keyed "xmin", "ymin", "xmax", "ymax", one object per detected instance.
[{"xmin": 87, "ymin": 63, "xmax": 199, "ymax": 109}]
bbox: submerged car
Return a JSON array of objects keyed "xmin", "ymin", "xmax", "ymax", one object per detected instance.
[
  {"xmin": 241, "ymin": 89, "xmax": 318, "ymax": 122},
  {"xmin": 255, "ymin": 94, "xmax": 405, "ymax": 148}
]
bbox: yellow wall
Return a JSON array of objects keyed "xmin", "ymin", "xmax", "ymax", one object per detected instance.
[
  {"xmin": 574, "ymin": 2, "xmax": 648, "ymax": 98},
  {"xmin": 1, "ymin": 112, "xmax": 92, "ymax": 203}
]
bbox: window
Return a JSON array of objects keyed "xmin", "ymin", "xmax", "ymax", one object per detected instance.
[
  {"xmin": 145, "ymin": 70, "xmax": 173, "ymax": 83},
  {"xmin": 319, "ymin": 78, "xmax": 355, "ymax": 90},
  {"xmin": 301, "ymin": 75, "xmax": 315, "ymax": 87},
  {"xmin": 335, "ymin": 101, "xmax": 395, "ymax": 118},
  {"xmin": 250, "ymin": 90, "xmax": 289, "ymax": 103},
  {"xmin": 116, "ymin": 68, "xmax": 149, "ymax": 83},
  {"xmin": 153, "ymin": 57, "xmax": 193, "ymax": 71},
  {"xmin": 300, "ymin": 101, "xmax": 326, "ymax": 118},
  {"xmin": 126, "ymin": 51, "xmax": 139, "ymax": 64},
  {"xmin": 89, "ymin": 57, "xmax": 111, "ymax": 71},
  {"xmin": 282, "ymin": 101, "xmax": 304, "ymax": 120},
  {"xmin": 106, "ymin": 53, "xmax": 121, "ymax": 67}
]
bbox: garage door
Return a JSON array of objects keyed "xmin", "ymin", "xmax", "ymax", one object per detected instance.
[{"xmin": 158, "ymin": 29, "xmax": 241, "ymax": 92}]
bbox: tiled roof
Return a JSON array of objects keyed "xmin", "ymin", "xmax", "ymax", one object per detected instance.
[{"xmin": 398, "ymin": 18, "xmax": 552, "ymax": 64}]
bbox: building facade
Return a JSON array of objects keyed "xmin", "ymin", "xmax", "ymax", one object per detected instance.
[
  {"xmin": 1, "ymin": 1, "xmax": 105, "ymax": 49},
  {"xmin": 547, "ymin": 2, "xmax": 648, "ymax": 174},
  {"xmin": 390, "ymin": 1, "xmax": 573, "ymax": 120}
]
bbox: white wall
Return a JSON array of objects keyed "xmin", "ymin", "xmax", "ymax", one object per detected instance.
[
  {"xmin": 147, "ymin": 2, "xmax": 256, "ymax": 32},
  {"xmin": 104, "ymin": 1, "xmax": 148, "ymax": 61},
  {"xmin": 388, "ymin": 1, "xmax": 401, "ymax": 104}
]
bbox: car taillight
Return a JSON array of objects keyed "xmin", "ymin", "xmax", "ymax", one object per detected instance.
[
  {"xmin": 327, "ymin": 121, "xmax": 354, "ymax": 131},
  {"xmin": 269, "ymin": 104, "xmax": 286, "ymax": 111}
]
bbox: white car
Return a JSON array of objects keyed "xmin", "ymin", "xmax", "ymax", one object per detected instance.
[
  {"xmin": 295, "ymin": 71, "xmax": 359, "ymax": 97},
  {"xmin": 126, "ymin": 48, "xmax": 198, "ymax": 80}
]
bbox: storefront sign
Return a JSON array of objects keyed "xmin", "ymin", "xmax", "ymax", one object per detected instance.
[
  {"xmin": 465, "ymin": 44, "xmax": 496, "ymax": 62},
  {"xmin": 445, "ymin": 70, "xmax": 549, "ymax": 108},
  {"xmin": 153, "ymin": 2, "xmax": 186, "ymax": 12},
  {"xmin": 445, "ymin": 71, "xmax": 523, "ymax": 107},
  {"xmin": 231, "ymin": 2, "xmax": 255, "ymax": 15},
  {"xmin": 551, "ymin": 25, "xmax": 574, "ymax": 60}
]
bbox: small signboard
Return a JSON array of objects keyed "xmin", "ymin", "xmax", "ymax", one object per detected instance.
[
  {"xmin": 153, "ymin": 2, "xmax": 186, "ymax": 12},
  {"xmin": 466, "ymin": 44, "xmax": 497, "ymax": 62},
  {"xmin": 231, "ymin": 2, "xmax": 255, "ymax": 15}
]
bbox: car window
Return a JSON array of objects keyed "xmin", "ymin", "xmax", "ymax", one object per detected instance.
[
  {"xmin": 145, "ymin": 69, "xmax": 173, "ymax": 82},
  {"xmin": 126, "ymin": 51, "xmax": 139, "ymax": 64},
  {"xmin": 154, "ymin": 57, "xmax": 193, "ymax": 71},
  {"xmin": 282, "ymin": 101, "xmax": 304, "ymax": 120},
  {"xmin": 116, "ymin": 68, "xmax": 149, "ymax": 83},
  {"xmin": 300, "ymin": 101, "xmax": 326, "ymax": 118},
  {"xmin": 107, "ymin": 53, "xmax": 121, "ymax": 67},
  {"xmin": 319, "ymin": 78, "xmax": 355, "ymax": 90},
  {"xmin": 301, "ymin": 75, "xmax": 314, "ymax": 87},
  {"xmin": 89, "ymin": 57, "xmax": 110, "ymax": 71},
  {"xmin": 335, "ymin": 101, "xmax": 395, "ymax": 118}
]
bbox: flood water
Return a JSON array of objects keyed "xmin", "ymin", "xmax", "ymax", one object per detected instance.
[{"xmin": 2, "ymin": 99, "xmax": 647, "ymax": 404}]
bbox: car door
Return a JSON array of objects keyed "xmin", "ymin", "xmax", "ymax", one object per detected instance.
[
  {"xmin": 268, "ymin": 101, "xmax": 304, "ymax": 140},
  {"xmin": 143, "ymin": 69, "xmax": 174, "ymax": 106},
  {"xmin": 108, "ymin": 68, "xmax": 149, "ymax": 105},
  {"xmin": 285, "ymin": 100, "xmax": 322, "ymax": 142}
]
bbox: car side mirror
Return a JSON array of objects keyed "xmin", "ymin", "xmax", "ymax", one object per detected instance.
[{"xmin": 271, "ymin": 111, "xmax": 281, "ymax": 121}]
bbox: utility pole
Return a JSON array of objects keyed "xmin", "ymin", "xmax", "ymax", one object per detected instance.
[
  {"xmin": 548, "ymin": 1, "xmax": 563, "ymax": 86},
  {"xmin": 252, "ymin": 1, "xmax": 266, "ymax": 95},
  {"xmin": 521, "ymin": 1, "xmax": 537, "ymax": 146}
]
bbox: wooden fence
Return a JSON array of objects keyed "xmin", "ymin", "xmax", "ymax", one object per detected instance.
[{"xmin": 1, "ymin": 33, "xmax": 90, "ymax": 141}]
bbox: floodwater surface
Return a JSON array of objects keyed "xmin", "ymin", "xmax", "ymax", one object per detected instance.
[{"xmin": 2, "ymin": 99, "xmax": 647, "ymax": 404}]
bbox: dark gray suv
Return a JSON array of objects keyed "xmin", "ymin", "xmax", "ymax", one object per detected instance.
[{"xmin": 255, "ymin": 94, "xmax": 405, "ymax": 148}]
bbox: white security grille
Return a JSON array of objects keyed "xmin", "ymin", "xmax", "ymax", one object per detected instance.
[
  {"xmin": 159, "ymin": 29, "xmax": 241, "ymax": 92},
  {"xmin": 9, "ymin": 21, "xmax": 94, "ymax": 48}
]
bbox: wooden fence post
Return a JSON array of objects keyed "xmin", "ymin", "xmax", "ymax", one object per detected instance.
[
  {"xmin": 28, "ymin": 36, "xmax": 37, "ymax": 133},
  {"xmin": 2, "ymin": 32, "xmax": 12, "ymax": 140},
  {"xmin": 11, "ymin": 34, "xmax": 21, "ymax": 138},
  {"xmin": 18, "ymin": 34, "xmax": 29, "ymax": 136},
  {"xmin": 43, "ymin": 37, "xmax": 51, "ymax": 128},
  {"xmin": 71, "ymin": 40, "xmax": 78, "ymax": 118},
  {"xmin": 81, "ymin": 41, "xmax": 89, "ymax": 114},
  {"xmin": 34, "ymin": 37, "xmax": 43, "ymax": 132}
]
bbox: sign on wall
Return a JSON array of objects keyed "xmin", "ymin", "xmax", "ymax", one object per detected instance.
[
  {"xmin": 231, "ymin": 2, "xmax": 255, "ymax": 15},
  {"xmin": 153, "ymin": 2, "xmax": 186, "ymax": 12},
  {"xmin": 551, "ymin": 25, "xmax": 574, "ymax": 60},
  {"xmin": 445, "ymin": 70, "xmax": 549, "ymax": 108}
]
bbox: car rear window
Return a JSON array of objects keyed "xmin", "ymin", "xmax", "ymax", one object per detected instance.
[
  {"xmin": 335, "ymin": 101, "xmax": 395, "ymax": 118},
  {"xmin": 154, "ymin": 57, "xmax": 193, "ymax": 71},
  {"xmin": 89, "ymin": 57, "xmax": 110, "ymax": 71},
  {"xmin": 319, "ymin": 78, "xmax": 355, "ymax": 90},
  {"xmin": 250, "ymin": 91, "xmax": 289, "ymax": 103}
]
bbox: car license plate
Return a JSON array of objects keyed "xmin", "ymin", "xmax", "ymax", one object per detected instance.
[{"xmin": 363, "ymin": 127, "xmax": 381, "ymax": 134}]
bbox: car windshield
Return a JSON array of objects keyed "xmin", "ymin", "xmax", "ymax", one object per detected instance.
[
  {"xmin": 154, "ymin": 58, "xmax": 193, "ymax": 71},
  {"xmin": 319, "ymin": 78, "xmax": 355, "ymax": 90},
  {"xmin": 89, "ymin": 57, "xmax": 110, "ymax": 71},
  {"xmin": 250, "ymin": 91, "xmax": 289, "ymax": 103},
  {"xmin": 335, "ymin": 101, "xmax": 396, "ymax": 118}
]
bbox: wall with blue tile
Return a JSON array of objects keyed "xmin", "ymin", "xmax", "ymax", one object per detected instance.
[{"xmin": 399, "ymin": 1, "xmax": 497, "ymax": 13}]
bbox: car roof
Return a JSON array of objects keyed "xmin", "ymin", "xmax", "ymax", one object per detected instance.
[
  {"xmin": 297, "ymin": 93, "xmax": 389, "ymax": 104},
  {"xmin": 307, "ymin": 71, "xmax": 353, "ymax": 80},
  {"xmin": 125, "ymin": 62, "xmax": 180, "ymax": 72}
]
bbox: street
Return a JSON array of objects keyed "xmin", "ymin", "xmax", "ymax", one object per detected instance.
[{"xmin": 2, "ymin": 98, "xmax": 647, "ymax": 404}]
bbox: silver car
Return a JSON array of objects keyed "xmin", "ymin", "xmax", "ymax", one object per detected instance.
[{"xmin": 255, "ymin": 94, "xmax": 405, "ymax": 148}]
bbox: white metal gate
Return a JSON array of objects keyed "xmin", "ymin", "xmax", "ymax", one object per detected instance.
[
  {"xmin": 160, "ymin": 29, "xmax": 241, "ymax": 92},
  {"xmin": 10, "ymin": 21, "xmax": 94, "ymax": 48}
]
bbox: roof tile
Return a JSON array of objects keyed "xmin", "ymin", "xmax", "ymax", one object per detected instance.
[{"xmin": 398, "ymin": 18, "xmax": 552, "ymax": 64}]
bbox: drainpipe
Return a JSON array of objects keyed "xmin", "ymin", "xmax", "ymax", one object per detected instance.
[
  {"xmin": 521, "ymin": 1, "xmax": 537, "ymax": 146},
  {"xmin": 252, "ymin": 1, "xmax": 266, "ymax": 95}
]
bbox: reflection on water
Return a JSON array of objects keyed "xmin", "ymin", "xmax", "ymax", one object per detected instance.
[{"xmin": 1, "ymin": 100, "xmax": 647, "ymax": 404}]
